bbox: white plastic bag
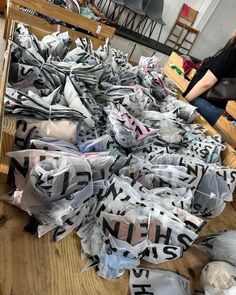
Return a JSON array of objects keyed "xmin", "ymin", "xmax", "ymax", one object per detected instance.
[
  {"xmin": 200, "ymin": 261, "xmax": 236, "ymax": 295},
  {"xmin": 130, "ymin": 268, "xmax": 191, "ymax": 295},
  {"xmin": 199, "ymin": 230, "xmax": 236, "ymax": 266}
]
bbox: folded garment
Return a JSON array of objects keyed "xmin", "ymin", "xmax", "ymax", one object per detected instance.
[
  {"xmin": 183, "ymin": 58, "xmax": 201, "ymax": 75},
  {"xmin": 160, "ymin": 95, "xmax": 198, "ymax": 123},
  {"xmin": 96, "ymin": 177, "xmax": 200, "ymax": 259},
  {"xmin": 105, "ymin": 103, "xmax": 158, "ymax": 148},
  {"xmin": 192, "ymin": 170, "xmax": 232, "ymax": 218},
  {"xmin": 5, "ymin": 88, "xmax": 85, "ymax": 124},
  {"xmin": 64, "ymin": 76, "xmax": 94, "ymax": 127},
  {"xmin": 179, "ymin": 134, "xmax": 225, "ymax": 163},
  {"xmin": 30, "ymin": 137, "xmax": 80, "ymax": 153},
  {"xmin": 119, "ymin": 162, "xmax": 195, "ymax": 190},
  {"xmin": 15, "ymin": 118, "xmax": 79, "ymax": 149},
  {"xmin": 142, "ymin": 110, "xmax": 185, "ymax": 144},
  {"xmin": 7, "ymin": 149, "xmax": 82, "ymax": 190},
  {"xmin": 21, "ymin": 154, "xmax": 93, "ymax": 224}
]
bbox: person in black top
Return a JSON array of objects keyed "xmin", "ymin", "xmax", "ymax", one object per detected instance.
[{"xmin": 183, "ymin": 30, "xmax": 236, "ymax": 126}]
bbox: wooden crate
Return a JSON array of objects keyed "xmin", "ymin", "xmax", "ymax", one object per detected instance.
[
  {"xmin": 4, "ymin": 0, "xmax": 116, "ymax": 48},
  {"xmin": 0, "ymin": 35, "xmax": 15, "ymax": 184},
  {"xmin": 0, "ymin": 0, "xmax": 116, "ymax": 182}
]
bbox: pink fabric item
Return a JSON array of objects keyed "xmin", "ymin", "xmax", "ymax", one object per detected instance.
[
  {"xmin": 183, "ymin": 59, "xmax": 201, "ymax": 75},
  {"xmin": 180, "ymin": 4, "xmax": 190, "ymax": 18},
  {"xmin": 118, "ymin": 105, "xmax": 157, "ymax": 142}
]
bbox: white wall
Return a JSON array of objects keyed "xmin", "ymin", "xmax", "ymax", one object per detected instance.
[
  {"xmin": 99, "ymin": 0, "xmax": 215, "ymax": 42},
  {"xmin": 158, "ymin": 0, "xmax": 214, "ymax": 43},
  {"xmin": 100, "ymin": 0, "xmax": 236, "ymax": 62},
  {"xmin": 191, "ymin": 0, "xmax": 236, "ymax": 59}
]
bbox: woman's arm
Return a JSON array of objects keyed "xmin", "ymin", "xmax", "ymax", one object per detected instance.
[{"xmin": 185, "ymin": 70, "xmax": 218, "ymax": 102}]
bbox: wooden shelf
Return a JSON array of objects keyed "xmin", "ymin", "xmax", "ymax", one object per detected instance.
[{"xmin": 12, "ymin": 0, "xmax": 115, "ymax": 39}]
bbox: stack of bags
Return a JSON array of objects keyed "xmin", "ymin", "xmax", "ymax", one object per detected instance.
[{"xmin": 3, "ymin": 24, "xmax": 236, "ymax": 285}]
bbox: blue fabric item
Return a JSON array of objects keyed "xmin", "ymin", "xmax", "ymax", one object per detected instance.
[
  {"xmin": 190, "ymin": 97, "xmax": 224, "ymax": 126},
  {"xmin": 97, "ymin": 246, "xmax": 139, "ymax": 280}
]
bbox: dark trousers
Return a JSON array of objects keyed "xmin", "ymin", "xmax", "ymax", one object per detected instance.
[{"xmin": 190, "ymin": 97, "xmax": 225, "ymax": 126}]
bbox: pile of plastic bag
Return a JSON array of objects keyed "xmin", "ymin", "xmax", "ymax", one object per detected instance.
[{"xmin": 4, "ymin": 23, "xmax": 236, "ymax": 280}]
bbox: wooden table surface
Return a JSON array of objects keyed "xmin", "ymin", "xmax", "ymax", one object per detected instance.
[
  {"xmin": 163, "ymin": 51, "xmax": 196, "ymax": 93},
  {"xmin": 1, "ymin": 183, "xmax": 236, "ymax": 295}
]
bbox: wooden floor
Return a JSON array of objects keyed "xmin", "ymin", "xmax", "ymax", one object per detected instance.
[{"xmin": 0, "ymin": 16, "xmax": 236, "ymax": 295}]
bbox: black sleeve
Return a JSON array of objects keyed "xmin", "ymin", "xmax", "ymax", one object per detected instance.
[{"xmin": 209, "ymin": 48, "xmax": 236, "ymax": 79}]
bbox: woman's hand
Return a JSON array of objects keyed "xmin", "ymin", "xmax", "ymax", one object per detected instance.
[{"xmin": 185, "ymin": 70, "xmax": 218, "ymax": 102}]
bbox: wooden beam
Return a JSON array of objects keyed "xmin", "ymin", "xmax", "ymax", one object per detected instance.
[
  {"xmin": 0, "ymin": 44, "xmax": 10, "ymax": 148},
  {"xmin": 215, "ymin": 116, "xmax": 236, "ymax": 148},
  {"xmin": 0, "ymin": 42, "xmax": 16, "ymax": 184},
  {"xmin": 0, "ymin": 117, "xmax": 16, "ymax": 184}
]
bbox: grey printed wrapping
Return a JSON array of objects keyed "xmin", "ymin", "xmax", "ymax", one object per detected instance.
[
  {"xmin": 96, "ymin": 177, "xmax": 199, "ymax": 259},
  {"xmin": 21, "ymin": 155, "xmax": 93, "ymax": 224},
  {"xmin": 130, "ymin": 268, "xmax": 191, "ymax": 295},
  {"xmin": 15, "ymin": 119, "xmax": 79, "ymax": 149},
  {"xmin": 198, "ymin": 230, "xmax": 236, "ymax": 266},
  {"xmin": 5, "ymin": 88, "xmax": 85, "ymax": 124},
  {"xmin": 5, "ymin": 24, "xmax": 236, "ymax": 281}
]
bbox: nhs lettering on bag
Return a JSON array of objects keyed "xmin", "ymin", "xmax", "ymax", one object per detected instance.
[
  {"xmin": 130, "ymin": 269, "xmax": 156, "ymax": 295},
  {"xmin": 143, "ymin": 244, "xmax": 183, "ymax": 263},
  {"xmin": 101, "ymin": 212, "xmax": 195, "ymax": 252},
  {"xmin": 179, "ymin": 156, "xmax": 206, "ymax": 189},
  {"xmin": 130, "ymin": 268, "xmax": 190, "ymax": 295},
  {"xmin": 215, "ymin": 168, "xmax": 236, "ymax": 192}
]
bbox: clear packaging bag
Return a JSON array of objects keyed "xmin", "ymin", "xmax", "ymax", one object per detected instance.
[
  {"xmin": 192, "ymin": 170, "xmax": 232, "ymax": 218},
  {"xmin": 198, "ymin": 230, "xmax": 236, "ymax": 266},
  {"xmin": 130, "ymin": 268, "xmax": 191, "ymax": 295},
  {"xmin": 200, "ymin": 261, "xmax": 236, "ymax": 295}
]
